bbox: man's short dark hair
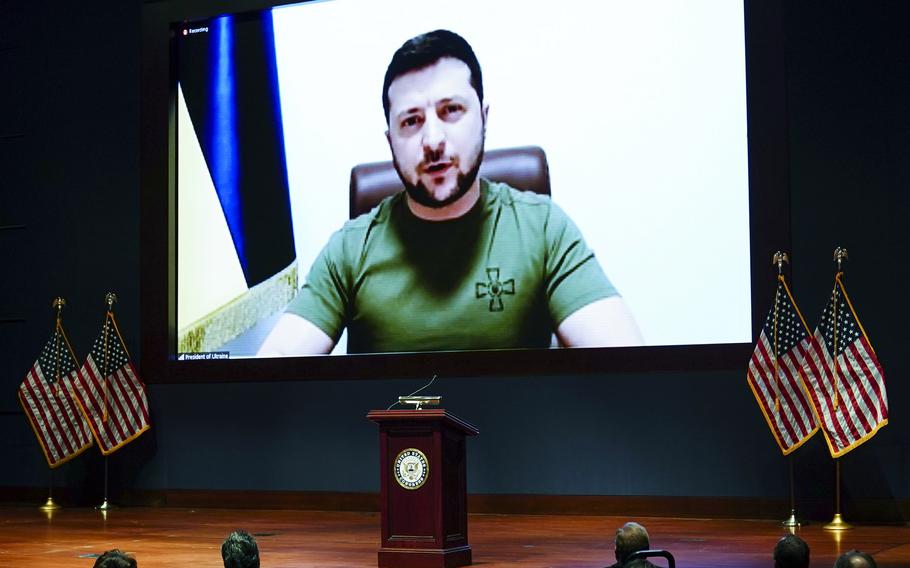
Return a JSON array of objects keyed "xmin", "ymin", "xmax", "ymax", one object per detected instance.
[
  {"xmin": 93, "ymin": 549, "xmax": 137, "ymax": 568},
  {"xmin": 614, "ymin": 521, "xmax": 651, "ymax": 564},
  {"xmin": 834, "ymin": 550, "xmax": 878, "ymax": 568},
  {"xmin": 773, "ymin": 534, "xmax": 810, "ymax": 568},
  {"xmin": 382, "ymin": 29, "xmax": 484, "ymax": 124},
  {"xmin": 222, "ymin": 530, "xmax": 260, "ymax": 568}
]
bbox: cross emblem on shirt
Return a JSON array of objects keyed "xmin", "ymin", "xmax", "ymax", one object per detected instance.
[{"xmin": 475, "ymin": 267, "xmax": 515, "ymax": 312}]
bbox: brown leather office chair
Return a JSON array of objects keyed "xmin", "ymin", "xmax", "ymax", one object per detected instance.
[{"xmin": 349, "ymin": 145, "xmax": 550, "ymax": 218}]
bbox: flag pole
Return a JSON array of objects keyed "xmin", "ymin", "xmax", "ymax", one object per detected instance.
[
  {"xmin": 96, "ymin": 292, "xmax": 118, "ymax": 512},
  {"xmin": 824, "ymin": 247, "xmax": 851, "ymax": 531},
  {"xmin": 96, "ymin": 457, "xmax": 114, "ymax": 511},
  {"xmin": 40, "ymin": 468, "xmax": 62, "ymax": 512},
  {"xmin": 39, "ymin": 297, "xmax": 67, "ymax": 513},
  {"xmin": 771, "ymin": 253, "xmax": 804, "ymax": 528},
  {"xmin": 824, "ymin": 458, "xmax": 851, "ymax": 530},
  {"xmin": 781, "ymin": 455, "xmax": 803, "ymax": 527}
]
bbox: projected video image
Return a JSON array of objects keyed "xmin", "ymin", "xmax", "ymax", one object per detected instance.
[{"xmin": 175, "ymin": 0, "xmax": 751, "ymax": 359}]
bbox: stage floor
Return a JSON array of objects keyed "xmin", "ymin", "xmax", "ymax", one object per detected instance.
[{"xmin": 1, "ymin": 506, "xmax": 908, "ymax": 567}]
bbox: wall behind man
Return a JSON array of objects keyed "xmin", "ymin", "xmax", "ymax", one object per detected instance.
[
  {"xmin": 1, "ymin": 0, "xmax": 142, "ymax": 492},
  {"xmin": 1, "ymin": 0, "xmax": 907, "ymax": 520},
  {"xmin": 781, "ymin": 0, "xmax": 909, "ymax": 518}
]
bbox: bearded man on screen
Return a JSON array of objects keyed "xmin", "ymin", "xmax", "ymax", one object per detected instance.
[{"xmin": 259, "ymin": 29, "xmax": 641, "ymax": 355}]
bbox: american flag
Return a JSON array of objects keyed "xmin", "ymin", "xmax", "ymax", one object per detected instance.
[
  {"xmin": 746, "ymin": 276, "xmax": 819, "ymax": 454},
  {"xmin": 68, "ymin": 312, "xmax": 150, "ymax": 454},
  {"xmin": 17, "ymin": 323, "xmax": 94, "ymax": 467},
  {"xmin": 801, "ymin": 274, "xmax": 888, "ymax": 457}
]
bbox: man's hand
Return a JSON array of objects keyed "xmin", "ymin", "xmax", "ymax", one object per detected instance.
[
  {"xmin": 556, "ymin": 296, "xmax": 644, "ymax": 348},
  {"xmin": 257, "ymin": 313, "xmax": 336, "ymax": 356}
]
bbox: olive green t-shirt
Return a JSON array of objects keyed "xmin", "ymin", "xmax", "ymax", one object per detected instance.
[{"xmin": 287, "ymin": 179, "xmax": 617, "ymax": 353}]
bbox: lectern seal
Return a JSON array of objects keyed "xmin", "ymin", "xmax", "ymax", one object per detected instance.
[{"xmin": 394, "ymin": 448, "xmax": 429, "ymax": 490}]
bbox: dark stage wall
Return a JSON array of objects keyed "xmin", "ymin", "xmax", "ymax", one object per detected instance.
[{"xmin": 1, "ymin": 1, "xmax": 907, "ymax": 519}]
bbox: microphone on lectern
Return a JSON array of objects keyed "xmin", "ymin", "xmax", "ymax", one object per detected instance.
[{"xmin": 386, "ymin": 374, "xmax": 441, "ymax": 410}]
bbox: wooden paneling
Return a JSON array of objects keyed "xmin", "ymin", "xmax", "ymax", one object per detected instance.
[{"xmin": 3, "ymin": 487, "xmax": 908, "ymax": 524}]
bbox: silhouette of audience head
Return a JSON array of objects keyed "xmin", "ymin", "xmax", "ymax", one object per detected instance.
[
  {"xmin": 834, "ymin": 550, "xmax": 878, "ymax": 568},
  {"xmin": 773, "ymin": 534, "xmax": 810, "ymax": 568},
  {"xmin": 93, "ymin": 549, "xmax": 137, "ymax": 568},
  {"xmin": 614, "ymin": 521, "xmax": 651, "ymax": 565},
  {"xmin": 222, "ymin": 529, "xmax": 260, "ymax": 568}
]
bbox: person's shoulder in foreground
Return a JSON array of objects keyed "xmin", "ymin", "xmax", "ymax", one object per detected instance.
[
  {"xmin": 605, "ymin": 521, "xmax": 660, "ymax": 568},
  {"xmin": 94, "ymin": 549, "xmax": 137, "ymax": 568},
  {"xmin": 222, "ymin": 529, "xmax": 260, "ymax": 568},
  {"xmin": 834, "ymin": 550, "xmax": 877, "ymax": 568},
  {"xmin": 773, "ymin": 534, "xmax": 809, "ymax": 568}
]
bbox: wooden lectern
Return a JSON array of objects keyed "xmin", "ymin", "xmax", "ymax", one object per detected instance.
[{"xmin": 367, "ymin": 409, "xmax": 479, "ymax": 568}]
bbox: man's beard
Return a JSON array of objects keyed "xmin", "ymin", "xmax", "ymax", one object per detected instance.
[{"xmin": 394, "ymin": 141, "xmax": 485, "ymax": 209}]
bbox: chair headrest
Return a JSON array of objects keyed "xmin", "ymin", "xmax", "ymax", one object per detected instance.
[{"xmin": 349, "ymin": 145, "xmax": 550, "ymax": 218}]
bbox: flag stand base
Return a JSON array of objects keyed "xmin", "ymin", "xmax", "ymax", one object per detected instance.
[
  {"xmin": 780, "ymin": 510, "xmax": 803, "ymax": 528},
  {"xmin": 95, "ymin": 499, "xmax": 116, "ymax": 511},
  {"xmin": 823, "ymin": 513, "xmax": 851, "ymax": 531},
  {"xmin": 39, "ymin": 497, "xmax": 61, "ymax": 512}
]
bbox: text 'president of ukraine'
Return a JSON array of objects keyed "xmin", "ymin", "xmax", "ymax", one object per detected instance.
[{"xmin": 259, "ymin": 29, "xmax": 642, "ymax": 355}]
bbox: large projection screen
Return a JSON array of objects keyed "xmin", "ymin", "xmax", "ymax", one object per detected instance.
[{"xmin": 141, "ymin": 0, "xmax": 790, "ymax": 381}]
